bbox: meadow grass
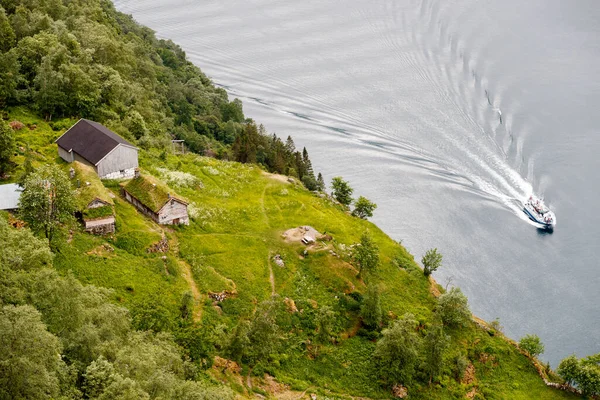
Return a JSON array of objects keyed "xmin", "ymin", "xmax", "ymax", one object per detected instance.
[{"xmin": 3, "ymin": 108, "xmax": 578, "ymax": 399}]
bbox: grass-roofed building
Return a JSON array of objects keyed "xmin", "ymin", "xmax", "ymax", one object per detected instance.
[
  {"xmin": 121, "ymin": 171, "xmax": 189, "ymax": 225},
  {"xmin": 72, "ymin": 162, "xmax": 116, "ymax": 235}
]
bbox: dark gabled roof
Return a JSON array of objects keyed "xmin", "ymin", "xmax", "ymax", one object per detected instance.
[{"xmin": 55, "ymin": 119, "xmax": 136, "ymax": 165}]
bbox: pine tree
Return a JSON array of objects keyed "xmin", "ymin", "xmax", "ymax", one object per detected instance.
[
  {"xmin": 302, "ymin": 147, "xmax": 315, "ymax": 180},
  {"xmin": 317, "ymin": 173, "xmax": 325, "ymax": 191},
  {"xmin": 294, "ymin": 151, "xmax": 305, "ymax": 179},
  {"xmin": 361, "ymin": 284, "xmax": 382, "ymax": 329},
  {"xmin": 285, "ymin": 135, "xmax": 295, "ymax": 155}
]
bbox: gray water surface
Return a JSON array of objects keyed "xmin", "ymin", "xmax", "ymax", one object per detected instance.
[{"xmin": 113, "ymin": 0, "xmax": 600, "ymax": 365}]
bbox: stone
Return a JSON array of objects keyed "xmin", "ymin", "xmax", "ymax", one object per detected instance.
[{"xmin": 273, "ymin": 254, "xmax": 285, "ymax": 267}]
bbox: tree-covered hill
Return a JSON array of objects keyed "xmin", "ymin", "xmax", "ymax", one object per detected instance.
[
  {"xmin": 0, "ymin": 109, "xmax": 584, "ymax": 399},
  {"xmin": 0, "ymin": 0, "xmax": 321, "ymax": 186}
]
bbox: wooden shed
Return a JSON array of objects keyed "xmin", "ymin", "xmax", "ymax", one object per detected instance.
[
  {"xmin": 121, "ymin": 173, "xmax": 189, "ymax": 225},
  {"xmin": 56, "ymin": 119, "xmax": 138, "ymax": 179},
  {"xmin": 72, "ymin": 162, "xmax": 116, "ymax": 235}
]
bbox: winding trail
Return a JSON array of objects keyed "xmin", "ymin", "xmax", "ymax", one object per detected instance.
[{"xmin": 164, "ymin": 228, "xmax": 203, "ymax": 322}]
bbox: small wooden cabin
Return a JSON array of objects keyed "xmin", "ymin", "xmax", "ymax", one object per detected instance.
[
  {"xmin": 56, "ymin": 119, "xmax": 138, "ymax": 179},
  {"xmin": 83, "ymin": 198, "xmax": 115, "ymax": 235},
  {"xmin": 72, "ymin": 162, "xmax": 116, "ymax": 235},
  {"xmin": 122, "ymin": 173, "xmax": 189, "ymax": 225}
]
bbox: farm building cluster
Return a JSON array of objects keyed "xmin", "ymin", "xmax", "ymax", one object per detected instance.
[{"xmin": 0, "ymin": 119, "xmax": 189, "ymax": 235}]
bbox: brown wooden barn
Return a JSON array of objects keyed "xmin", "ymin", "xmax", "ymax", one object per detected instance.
[{"xmin": 121, "ymin": 172, "xmax": 189, "ymax": 225}]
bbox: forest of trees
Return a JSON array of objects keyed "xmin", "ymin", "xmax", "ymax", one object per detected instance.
[
  {"xmin": 0, "ymin": 216, "xmax": 235, "ymax": 399},
  {"xmin": 0, "ymin": 0, "xmax": 320, "ymax": 186}
]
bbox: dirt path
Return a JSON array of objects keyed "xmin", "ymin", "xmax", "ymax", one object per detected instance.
[
  {"xmin": 179, "ymin": 259, "xmax": 203, "ymax": 322},
  {"xmin": 260, "ymin": 183, "xmax": 271, "ymax": 229},
  {"xmin": 268, "ymin": 253, "xmax": 275, "ymax": 295},
  {"xmin": 164, "ymin": 228, "xmax": 203, "ymax": 322}
]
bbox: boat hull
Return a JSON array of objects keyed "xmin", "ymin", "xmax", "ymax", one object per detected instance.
[{"xmin": 523, "ymin": 205, "xmax": 555, "ymax": 229}]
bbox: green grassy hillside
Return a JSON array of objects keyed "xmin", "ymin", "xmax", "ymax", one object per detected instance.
[{"xmin": 0, "ymin": 108, "xmax": 579, "ymax": 399}]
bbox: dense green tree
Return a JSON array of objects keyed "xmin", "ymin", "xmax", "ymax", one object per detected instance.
[
  {"xmin": 0, "ymin": 120, "xmax": 15, "ymax": 176},
  {"xmin": 302, "ymin": 174, "xmax": 318, "ymax": 191},
  {"xmin": 0, "ymin": 216, "xmax": 52, "ymax": 271},
  {"xmin": 422, "ymin": 323, "xmax": 450, "ymax": 384},
  {"xmin": 285, "ymin": 135, "xmax": 295, "ymax": 154},
  {"xmin": 222, "ymin": 98, "xmax": 244, "ymax": 123},
  {"xmin": 18, "ymin": 164, "xmax": 75, "ymax": 242},
  {"xmin": 361, "ymin": 283, "xmax": 382, "ymax": 329},
  {"xmin": 124, "ymin": 110, "xmax": 148, "ymax": 140},
  {"xmin": 83, "ymin": 356, "xmax": 120, "ymax": 399},
  {"xmin": 302, "ymin": 147, "xmax": 314, "ymax": 179},
  {"xmin": 354, "ymin": 230, "xmax": 379, "ymax": 278},
  {"xmin": 225, "ymin": 320, "xmax": 250, "ymax": 363},
  {"xmin": 179, "ymin": 290, "xmax": 194, "ymax": 321},
  {"xmin": 316, "ymin": 172, "xmax": 325, "ymax": 191},
  {"xmin": 315, "ymin": 305, "xmax": 336, "ymax": 344},
  {"xmin": 557, "ymin": 354, "xmax": 600, "ymax": 396},
  {"xmin": 374, "ymin": 313, "xmax": 421, "ymax": 386},
  {"xmin": 232, "ymin": 123, "xmax": 259, "ymax": 164},
  {"xmin": 557, "ymin": 355, "xmax": 579, "ymax": 386},
  {"xmin": 435, "ymin": 288, "xmax": 471, "ymax": 328},
  {"xmin": 576, "ymin": 362, "xmax": 600, "ymax": 397},
  {"xmin": 27, "ymin": 269, "xmax": 130, "ymax": 368},
  {"xmin": 0, "ymin": 6, "xmax": 15, "ymax": 52},
  {"xmin": 519, "ymin": 334, "xmax": 545, "ymax": 358},
  {"xmin": 33, "ymin": 53, "xmax": 67, "ymax": 120},
  {"xmin": 0, "ymin": 305, "xmax": 65, "ymax": 400},
  {"xmin": 131, "ymin": 294, "xmax": 174, "ymax": 333},
  {"xmin": 331, "ymin": 176, "xmax": 353, "ymax": 206},
  {"xmin": 0, "ymin": 49, "xmax": 20, "ymax": 105},
  {"xmin": 175, "ymin": 324, "xmax": 217, "ymax": 369},
  {"xmin": 352, "ymin": 196, "xmax": 377, "ymax": 219},
  {"xmin": 246, "ymin": 297, "xmax": 281, "ymax": 365},
  {"xmin": 422, "ymin": 248, "xmax": 442, "ymax": 276},
  {"xmin": 313, "ymin": 305, "xmax": 336, "ymax": 357}
]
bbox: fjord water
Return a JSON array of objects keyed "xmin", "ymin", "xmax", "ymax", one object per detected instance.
[{"xmin": 114, "ymin": 0, "xmax": 600, "ymax": 364}]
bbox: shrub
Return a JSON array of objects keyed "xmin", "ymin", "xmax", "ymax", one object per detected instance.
[
  {"xmin": 422, "ymin": 248, "xmax": 442, "ymax": 276},
  {"xmin": 435, "ymin": 288, "xmax": 471, "ymax": 328},
  {"xmin": 519, "ymin": 334, "xmax": 544, "ymax": 358}
]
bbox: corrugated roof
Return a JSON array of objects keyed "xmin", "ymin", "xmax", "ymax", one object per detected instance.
[
  {"xmin": 0, "ymin": 184, "xmax": 22, "ymax": 210},
  {"xmin": 55, "ymin": 119, "xmax": 136, "ymax": 165}
]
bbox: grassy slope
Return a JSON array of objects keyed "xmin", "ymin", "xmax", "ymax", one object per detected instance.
[{"xmin": 2, "ymin": 107, "xmax": 578, "ymax": 399}]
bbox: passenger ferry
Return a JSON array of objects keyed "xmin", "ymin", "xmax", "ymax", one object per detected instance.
[{"xmin": 523, "ymin": 195, "xmax": 556, "ymax": 229}]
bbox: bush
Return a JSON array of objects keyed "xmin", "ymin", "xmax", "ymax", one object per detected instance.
[
  {"xmin": 352, "ymin": 196, "xmax": 377, "ymax": 219},
  {"xmin": 519, "ymin": 334, "xmax": 544, "ymax": 358},
  {"xmin": 422, "ymin": 248, "xmax": 442, "ymax": 276},
  {"xmin": 331, "ymin": 177, "xmax": 353, "ymax": 206},
  {"xmin": 435, "ymin": 288, "xmax": 471, "ymax": 328}
]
